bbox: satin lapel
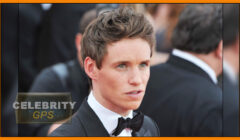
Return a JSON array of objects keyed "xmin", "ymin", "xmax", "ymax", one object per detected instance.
[
  {"xmin": 77, "ymin": 99, "xmax": 110, "ymax": 136},
  {"xmin": 132, "ymin": 112, "xmax": 149, "ymax": 137}
]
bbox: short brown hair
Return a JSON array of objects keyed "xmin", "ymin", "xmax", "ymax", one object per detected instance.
[{"xmin": 81, "ymin": 7, "xmax": 155, "ymax": 69}]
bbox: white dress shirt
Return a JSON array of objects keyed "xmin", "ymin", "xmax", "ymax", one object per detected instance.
[
  {"xmin": 172, "ymin": 49, "xmax": 218, "ymax": 84},
  {"xmin": 87, "ymin": 91, "xmax": 133, "ymax": 137}
]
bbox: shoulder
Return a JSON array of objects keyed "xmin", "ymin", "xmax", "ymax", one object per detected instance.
[
  {"xmin": 142, "ymin": 114, "xmax": 160, "ymax": 136},
  {"xmin": 49, "ymin": 114, "xmax": 86, "ymax": 136},
  {"xmin": 36, "ymin": 66, "xmax": 58, "ymax": 82},
  {"xmin": 151, "ymin": 62, "xmax": 221, "ymax": 94},
  {"xmin": 30, "ymin": 63, "xmax": 68, "ymax": 92}
]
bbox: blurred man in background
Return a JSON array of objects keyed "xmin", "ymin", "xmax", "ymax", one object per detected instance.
[{"xmin": 140, "ymin": 4, "xmax": 223, "ymax": 136}]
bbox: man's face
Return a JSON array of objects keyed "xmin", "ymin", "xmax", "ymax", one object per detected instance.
[{"xmin": 93, "ymin": 38, "xmax": 151, "ymax": 115}]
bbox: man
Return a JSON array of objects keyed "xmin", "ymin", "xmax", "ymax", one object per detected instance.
[
  {"xmin": 50, "ymin": 7, "xmax": 159, "ymax": 136},
  {"xmin": 139, "ymin": 4, "xmax": 223, "ymax": 136},
  {"xmin": 222, "ymin": 4, "xmax": 239, "ymax": 136}
]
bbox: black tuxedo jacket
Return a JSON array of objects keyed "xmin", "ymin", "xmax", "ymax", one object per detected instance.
[
  {"xmin": 139, "ymin": 55, "xmax": 222, "ymax": 136},
  {"xmin": 50, "ymin": 99, "xmax": 160, "ymax": 136},
  {"xmin": 222, "ymin": 72, "xmax": 239, "ymax": 136}
]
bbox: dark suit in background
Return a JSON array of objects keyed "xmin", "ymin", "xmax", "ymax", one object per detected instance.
[
  {"xmin": 30, "ymin": 59, "xmax": 90, "ymax": 112},
  {"xmin": 1, "ymin": 4, "xmax": 19, "ymax": 136},
  {"xmin": 139, "ymin": 55, "xmax": 222, "ymax": 136},
  {"xmin": 50, "ymin": 99, "xmax": 160, "ymax": 137},
  {"xmin": 222, "ymin": 71, "xmax": 239, "ymax": 136},
  {"xmin": 19, "ymin": 60, "xmax": 90, "ymax": 136},
  {"xmin": 19, "ymin": 4, "xmax": 44, "ymax": 92},
  {"xmin": 221, "ymin": 4, "xmax": 239, "ymax": 137},
  {"xmin": 36, "ymin": 4, "xmax": 95, "ymax": 71}
]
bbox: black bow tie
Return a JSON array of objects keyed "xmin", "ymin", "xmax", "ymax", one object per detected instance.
[{"xmin": 112, "ymin": 112, "xmax": 144, "ymax": 136}]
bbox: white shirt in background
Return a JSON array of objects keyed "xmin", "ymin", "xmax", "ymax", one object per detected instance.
[{"xmin": 172, "ymin": 49, "xmax": 218, "ymax": 84}]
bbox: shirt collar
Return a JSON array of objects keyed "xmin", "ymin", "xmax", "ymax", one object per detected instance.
[
  {"xmin": 87, "ymin": 91, "xmax": 133, "ymax": 135},
  {"xmin": 41, "ymin": 4, "xmax": 52, "ymax": 11},
  {"xmin": 223, "ymin": 60, "xmax": 238, "ymax": 84},
  {"xmin": 172, "ymin": 49, "xmax": 218, "ymax": 84}
]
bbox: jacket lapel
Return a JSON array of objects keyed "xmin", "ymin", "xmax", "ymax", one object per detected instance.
[
  {"xmin": 134, "ymin": 125, "xmax": 153, "ymax": 136},
  {"xmin": 76, "ymin": 100, "xmax": 152, "ymax": 137},
  {"xmin": 76, "ymin": 98, "xmax": 110, "ymax": 136},
  {"xmin": 131, "ymin": 112, "xmax": 151, "ymax": 137}
]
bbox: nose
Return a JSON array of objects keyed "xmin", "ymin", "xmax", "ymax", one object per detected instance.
[{"xmin": 128, "ymin": 68, "xmax": 141, "ymax": 86}]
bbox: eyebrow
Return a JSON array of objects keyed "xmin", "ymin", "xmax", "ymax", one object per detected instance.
[
  {"xmin": 112, "ymin": 59, "xmax": 150, "ymax": 66},
  {"xmin": 141, "ymin": 60, "xmax": 150, "ymax": 63}
]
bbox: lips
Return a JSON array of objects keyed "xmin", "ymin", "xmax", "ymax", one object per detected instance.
[
  {"xmin": 126, "ymin": 90, "xmax": 142, "ymax": 95},
  {"xmin": 125, "ymin": 90, "xmax": 143, "ymax": 100}
]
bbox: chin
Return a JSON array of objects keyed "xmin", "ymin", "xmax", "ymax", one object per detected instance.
[{"xmin": 124, "ymin": 101, "xmax": 142, "ymax": 110}]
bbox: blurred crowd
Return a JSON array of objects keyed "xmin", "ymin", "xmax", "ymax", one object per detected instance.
[{"xmin": 1, "ymin": 4, "xmax": 239, "ymax": 137}]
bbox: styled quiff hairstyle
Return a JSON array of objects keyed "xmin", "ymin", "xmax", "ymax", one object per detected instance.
[{"xmin": 81, "ymin": 7, "xmax": 155, "ymax": 69}]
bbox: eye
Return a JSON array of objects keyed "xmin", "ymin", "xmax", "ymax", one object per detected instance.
[
  {"xmin": 139, "ymin": 62, "xmax": 149, "ymax": 68},
  {"xmin": 117, "ymin": 63, "xmax": 127, "ymax": 69}
]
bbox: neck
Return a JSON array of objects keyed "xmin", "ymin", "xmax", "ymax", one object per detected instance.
[{"xmin": 92, "ymin": 87, "xmax": 131, "ymax": 117}]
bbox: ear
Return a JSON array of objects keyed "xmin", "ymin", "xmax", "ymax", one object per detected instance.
[
  {"xmin": 75, "ymin": 33, "xmax": 82, "ymax": 53},
  {"xmin": 84, "ymin": 57, "xmax": 98, "ymax": 81},
  {"xmin": 215, "ymin": 40, "xmax": 223, "ymax": 59},
  {"xmin": 75, "ymin": 33, "xmax": 83, "ymax": 66}
]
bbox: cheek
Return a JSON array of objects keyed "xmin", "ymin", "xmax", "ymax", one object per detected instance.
[
  {"xmin": 142, "ymin": 69, "xmax": 150, "ymax": 84},
  {"xmin": 99, "ymin": 70, "xmax": 122, "ymax": 90}
]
